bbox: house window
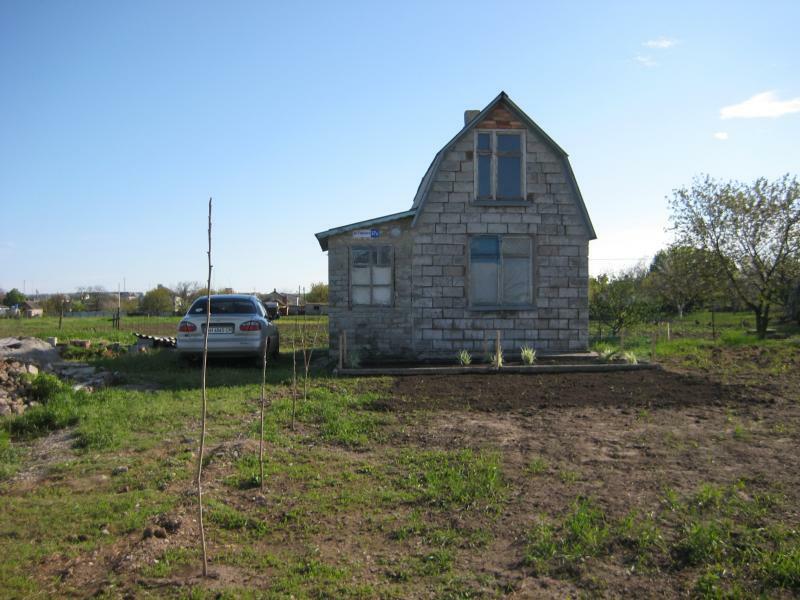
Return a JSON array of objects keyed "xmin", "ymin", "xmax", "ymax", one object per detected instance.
[
  {"xmin": 469, "ymin": 236, "xmax": 533, "ymax": 306},
  {"xmin": 351, "ymin": 246, "xmax": 392, "ymax": 306},
  {"xmin": 475, "ymin": 131, "xmax": 525, "ymax": 201}
]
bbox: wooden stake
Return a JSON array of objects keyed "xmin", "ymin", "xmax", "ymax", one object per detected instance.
[
  {"xmin": 666, "ymin": 322, "xmax": 671, "ymax": 341},
  {"xmin": 196, "ymin": 197, "xmax": 212, "ymax": 577},
  {"xmin": 495, "ymin": 329, "xmax": 501, "ymax": 369}
]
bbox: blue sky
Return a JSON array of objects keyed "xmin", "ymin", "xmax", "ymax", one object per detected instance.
[{"xmin": 1, "ymin": 1, "xmax": 799, "ymax": 295}]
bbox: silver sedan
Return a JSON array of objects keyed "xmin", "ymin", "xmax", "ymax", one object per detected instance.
[{"xmin": 176, "ymin": 294, "xmax": 279, "ymax": 360}]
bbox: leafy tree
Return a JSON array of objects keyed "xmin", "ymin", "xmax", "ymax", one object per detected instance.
[
  {"xmin": 646, "ymin": 246, "xmax": 723, "ymax": 317},
  {"xmin": 669, "ymin": 174, "xmax": 800, "ymax": 338},
  {"xmin": 2, "ymin": 288, "xmax": 26, "ymax": 307},
  {"xmin": 304, "ymin": 282, "xmax": 328, "ymax": 303},
  {"xmin": 42, "ymin": 294, "xmax": 69, "ymax": 316},
  {"xmin": 590, "ymin": 266, "xmax": 657, "ymax": 335},
  {"xmin": 140, "ymin": 285, "xmax": 175, "ymax": 315},
  {"xmin": 173, "ymin": 281, "xmax": 202, "ymax": 311}
]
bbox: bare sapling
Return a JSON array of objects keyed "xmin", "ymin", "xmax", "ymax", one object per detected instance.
[
  {"xmin": 300, "ymin": 304, "xmax": 323, "ymax": 403},
  {"xmin": 258, "ymin": 333, "xmax": 269, "ymax": 492},
  {"xmin": 195, "ymin": 197, "xmax": 212, "ymax": 577},
  {"xmin": 291, "ymin": 309, "xmax": 298, "ymax": 431}
]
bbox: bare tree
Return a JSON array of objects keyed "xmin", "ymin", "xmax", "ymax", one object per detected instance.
[
  {"xmin": 195, "ymin": 198, "xmax": 212, "ymax": 577},
  {"xmin": 291, "ymin": 312, "xmax": 298, "ymax": 431},
  {"xmin": 174, "ymin": 281, "xmax": 202, "ymax": 311},
  {"xmin": 259, "ymin": 330, "xmax": 270, "ymax": 492},
  {"xmin": 669, "ymin": 175, "xmax": 800, "ymax": 337},
  {"xmin": 300, "ymin": 304, "xmax": 323, "ymax": 404}
]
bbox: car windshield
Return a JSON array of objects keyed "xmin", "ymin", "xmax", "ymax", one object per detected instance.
[{"xmin": 188, "ymin": 299, "xmax": 258, "ymax": 315}]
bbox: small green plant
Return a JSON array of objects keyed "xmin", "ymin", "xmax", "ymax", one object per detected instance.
[
  {"xmin": 594, "ymin": 342, "xmax": 618, "ymax": 362},
  {"xmin": 457, "ymin": 349, "xmax": 472, "ymax": 366},
  {"xmin": 559, "ymin": 469, "xmax": 580, "ymax": 484},
  {"xmin": 525, "ymin": 456, "xmax": 548, "ymax": 475},
  {"xmin": 347, "ymin": 350, "xmax": 362, "ymax": 368},
  {"xmin": 490, "ymin": 347, "xmax": 504, "ymax": 368},
  {"xmin": 520, "ymin": 345, "xmax": 537, "ymax": 365},
  {"xmin": 621, "ymin": 350, "xmax": 639, "ymax": 364}
]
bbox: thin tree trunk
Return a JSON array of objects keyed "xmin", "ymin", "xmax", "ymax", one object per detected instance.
[
  {"xmin": 195, "ymin": 197, "xmax": 212, "ymax": 577},
  {"xmin": 755, "ymin": 305, "xmax": 770, "ymax": 339},
  {"xmin": 259, "ymin": 336, "xmax": 269, "ymax": 492},
  {"xmin": 291, "ymin": 317, "xmax": 297, "ymax": 431}
]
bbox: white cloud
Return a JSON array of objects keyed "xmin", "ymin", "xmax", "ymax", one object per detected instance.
[
  {"xmin": 634, "ymin": 55, "xmax": 657, "ymax": 68},
  {"xmin": 713, "ymin": 132, "xmax": 729, "ymax": 140},
  {"xmin": 643, "ymin": 37, "xmax": 678, "ymax": 49},
  {"xmin": 720, "ymin": 91, "xmax": 800, "ymax": 119}
]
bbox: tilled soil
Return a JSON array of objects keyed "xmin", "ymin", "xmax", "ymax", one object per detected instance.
[{"xmin": 7, "ymin": 366, "xmax": 800, "ymax": 598}]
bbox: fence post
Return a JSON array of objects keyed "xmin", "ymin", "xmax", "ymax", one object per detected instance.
[
  {"xmin": 342, "ymin": 330, "xmax": 348, "ymax": 368},
  {"xmin": 495, "ymin": 329, "xmax": 501, "ymax": 368},
  {"xmin": 666, "ymin": 322, "xmax": 671, "ymax": 341},
  {"xmin": 338, "ymin": 332, "xmax": 343, "ymax": 370},
  {"xmin": 651, "ymin": 332, "xmax": 657, "ymax": 362}
]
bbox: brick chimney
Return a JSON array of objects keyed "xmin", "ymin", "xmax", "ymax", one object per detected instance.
[{"xmin": 464, "ymin": 110, "xmax": 480, "ymax": 125}]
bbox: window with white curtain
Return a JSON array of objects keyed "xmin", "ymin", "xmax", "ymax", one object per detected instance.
[
  {"xmin": 469, "ymin": 236, "xmax": 533, "ymax": 307},
  {"xmin": 350, "ymin": 246, "xmax": 393, "ymax": 306}
]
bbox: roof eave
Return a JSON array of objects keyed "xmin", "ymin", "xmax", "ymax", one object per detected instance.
[{"xmin": 315, "ymin": 209, "xmax": 416, "ymax": 251}]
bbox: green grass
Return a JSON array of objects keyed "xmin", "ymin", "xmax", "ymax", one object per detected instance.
[
  {"xmin": 398, "ymin": 448, "xmax": 506, "ymax": 512},
  {"xmin": 525, "ymin": 497, "xmax": 611, "ymax": 576},
  {"xmin": 525, "ymin": 456, "xmax": 548, "ymax": 475},
  {"xmin": 0, "ymin": 314, "xmax": 329, "ymax": 348},
  {"xmin": 523, "ymin": 483, "xmax": 799, "ymax": 596}
]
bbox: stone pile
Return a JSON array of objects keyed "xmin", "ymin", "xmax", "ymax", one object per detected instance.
[
  {"xmin": 0, "ymin": 337, "xmax": 119, "ymax": 415},
  {"xmin": 0, "ymin": 359, "xmax": 40, "ymax": 416}
]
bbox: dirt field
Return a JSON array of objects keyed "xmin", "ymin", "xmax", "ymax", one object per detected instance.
[{"xmin": 3, "ymin": 352, "xmax": 797, "ymax": 598}]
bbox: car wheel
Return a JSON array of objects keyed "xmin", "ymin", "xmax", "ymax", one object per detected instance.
[{"xmin": 270, "ymin": 336, "xmax": 280, "ymax": 359}]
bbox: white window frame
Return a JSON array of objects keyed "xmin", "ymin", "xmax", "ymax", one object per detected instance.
[
  {"xmin": 349, "ymin": 245, "xmax": 394, "ymax": 307},
  {"xmin": 473, "ymin": 129, "xmax": 527, "ymax": 203},
  {"xmin": 468, "ymin": 235, "xmax": 535, "ymax": 309}
]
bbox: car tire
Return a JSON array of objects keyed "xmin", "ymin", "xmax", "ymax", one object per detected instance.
[{"xmin": 270, "ymin": 336, "xmax": 280, "ymax": 360}]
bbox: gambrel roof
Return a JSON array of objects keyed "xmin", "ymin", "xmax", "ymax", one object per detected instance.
[
  {"xmin": 410, "ymin": 91, "xmax": 595, "ymax": 238},
  {"xmin": 315, "ymin": 91, "xmax": 596, "ymax": 251}
]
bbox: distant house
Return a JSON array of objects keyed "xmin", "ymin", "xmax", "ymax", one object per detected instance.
[
  {"xmin": 20, "ymin": 301, "xmax": 44, "ymax": 318},
  {"xmin": 315, "ymin": 92, "xmax": 595, "ymax": 362},
  {"xmin": 306, "ymin": 302, "xmax": 328, "ymax": 315},
  {"xmin": 262, "ymin": 289, "xmax": 305, "ymax": 316}
]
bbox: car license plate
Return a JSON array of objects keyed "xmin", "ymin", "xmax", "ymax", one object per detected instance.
[{"xmin": 208, "ymin": 326, "xmax": 233, "ymax": 334}]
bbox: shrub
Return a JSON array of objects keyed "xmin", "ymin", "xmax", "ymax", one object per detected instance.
[{"xmin": 29, "ymin": 373, "xmax": 67, "ymax": 403}]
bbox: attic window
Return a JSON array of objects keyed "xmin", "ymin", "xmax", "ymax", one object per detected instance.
[{"xmin": 475, "ymin": 131, "xmax": 525, "ymax": 202}]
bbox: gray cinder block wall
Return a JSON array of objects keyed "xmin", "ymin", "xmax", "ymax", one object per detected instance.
[{"xmin": 322, "ymin": 95, "xmax": 593, "ymax": 362}]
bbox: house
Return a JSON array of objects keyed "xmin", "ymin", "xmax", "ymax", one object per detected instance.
[
  {"xmin": 20, "ymin": 301, "xmax": 44, "ymax": 318},
  {"xmin": 306, "ymin": 302, "xmax": 328, "ymax": 315},
  {"xmin": 315, "ymin": 92, "xmax": 596, "ymax": 362},
  {"xmin": 262, "ymin": 289, "xmax": 305, "ymax": 316}
]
